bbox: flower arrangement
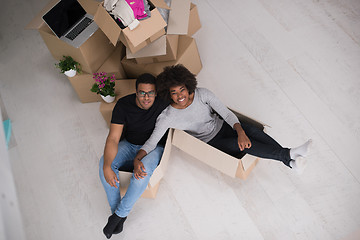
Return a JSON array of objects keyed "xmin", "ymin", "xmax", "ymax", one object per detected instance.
[
  {"xmin": 55, "ymin": 56, "xmax": 81, "ymax": 73},
  {"xmin": 90, "ymin": 72, "xmax": 116, "ymax": 97}
]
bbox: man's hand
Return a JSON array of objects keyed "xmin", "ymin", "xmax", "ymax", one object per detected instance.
[
  {"xmin": 134, "ymin": 159, "xmax": 147, "ymax": 180},
  {"xmin": 104, "ymin": 166, "xmax": 119, "ymax": 188},
  {"xmin": 237, "ymin": 130, "xmax": 251, "ymax": 151}
]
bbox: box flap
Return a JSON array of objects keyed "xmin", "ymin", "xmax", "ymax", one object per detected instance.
[
  {"xmin": 187, "ymin": 3, "xmax": 201, "ymax": 36},
  {"xmin": 26, "ymin": 0, "xmax": 59, "ymax": 29},
  {"xmin": 94, "ymin": 4, "xmax": 122, "ymax": 46},
  {"xmin": 172, "ymin": 129, "xmax": 239, "ymax": 177},
  {"xmin": 98, "ymin": 44, "xmax": 125, "ymax": 74},
  {"xmin": 126, "ymin": 35, "xmax": 167, "ymax": 59},
  {"xmin": 149, "ymin": 128, "xmax": 173, "ymax": 187},
  {"xmin": 150, "ymin": 0, "xmax": 170, "ymax": 10},
  {"xmin": 122, "ymin": 8, "xmax": 167, "ymax": 48},
  {"xmin": 77, "ymin": 0, "xmax": 99, "ymax": 16},
  {"xmin": 166, "ymin": 0, "xmax": 190, "ymax": 34},
  {"xmin": 241, "ymin": 155, "xmax": 258, "ymax": 171}
]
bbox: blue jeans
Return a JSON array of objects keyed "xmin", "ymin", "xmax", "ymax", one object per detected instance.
[
  {"xmin": 99, "ymin": 140, "xmax": 164, "ymax": 217},
  {"xmin": 208, "ymin": 122, "xmax": 292, "ymax": 167}
]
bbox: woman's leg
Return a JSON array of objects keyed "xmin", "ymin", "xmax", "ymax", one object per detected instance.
[{"xmin": 208, "ymin": 122, "xmax": 292, "ymax": 167}]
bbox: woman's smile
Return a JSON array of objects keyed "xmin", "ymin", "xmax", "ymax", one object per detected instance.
[{"xmin": 169, "ymin": 85, "xmax": 194, "ymax": 109}]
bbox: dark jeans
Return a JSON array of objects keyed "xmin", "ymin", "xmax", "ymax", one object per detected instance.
[{"xmin": 207, "ymin": 122, "xmax": 292, "ymax": 167}]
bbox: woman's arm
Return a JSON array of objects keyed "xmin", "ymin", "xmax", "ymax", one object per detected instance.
[
  {"xmin": 200, "ymin": 88, "xmax": 240, "ymax": 128},
  {"xmin": 233, "ymin": 123, "xmax": 251, "ymax": 151},
  {"xmin": 201, "ymin": 88, "xmax": 251, "ymax": 150},
  {"xmin": 133, "ymin": 113, "xmax": 170, "ymax": 179}
]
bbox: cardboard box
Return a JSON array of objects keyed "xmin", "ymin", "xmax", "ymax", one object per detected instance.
[
  {"xmin": 69, "ymin": 75, "xmax": 136, "ymax": 103},
  {"xmin": 97, "ymin": 43, "xmax": 127, "ymax": 79},
  {"xmin": 123, "ymin": 0, "xmax": 200, "ymax": 63},
  {"xmin": 127, "ymin": 35, "xmax": 179, "ymax": 64},
  {"xmin": 121, "ymin": 35, "xmax": 202, "ymax": 78},
  {"xmin": 171, "ymin": 111, "xmax": 265, "ymax": 180},
  {"xmin": 26, "ymin": 0, "xmax": 115, "ymax": 74},
  {"xmin": 118, "ymin": 129, "xmax": 173, "ymax": 199},
  {"xmin": 94, "ymin": 0, "xmax": 167, "ymax": 52},
  {"xmin": 166, "ymin": 0, "xmax": 191, "ymax": 35}
]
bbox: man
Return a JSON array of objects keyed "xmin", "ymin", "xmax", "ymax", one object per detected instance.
[{"xmin": 99, "ymin": 73, "xmax": 168, "ymax": 239}]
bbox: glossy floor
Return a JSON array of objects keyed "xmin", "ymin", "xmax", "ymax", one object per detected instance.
[{"xmin": 1, "ymin": 0, "xmax": 359, "ymax": 239}]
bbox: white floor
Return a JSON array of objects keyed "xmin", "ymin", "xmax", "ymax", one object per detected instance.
[{"xmin": 1, "ymin": 0, "xmax": 360, "ymax": 239}]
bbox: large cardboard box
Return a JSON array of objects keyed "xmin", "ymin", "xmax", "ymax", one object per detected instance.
[
  {"xmin": 97, "ymin": 43, "xmax": 127, "ymax": 79},
  {"xmin": 94, "ymin": 0, "xmax": 168, "ymax": 53},
  {"xmin": 26, "ymin": 0, "xmax": 115, "ymax": 74},
  {"xmin": 69, "ymin": 76, "xmax": 136, "ymax": 103},
  {"xmin": 121, "ymin": 35, "xmax": 202, "ymax": 78},
  {"xmin": 171, "ymin": 111, "xmax": 265, "ymax": 180}
]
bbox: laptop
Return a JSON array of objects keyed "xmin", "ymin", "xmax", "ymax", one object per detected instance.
[{"xmin": 42, "ymin": 0, "xmax": 99, "ymax": 48}]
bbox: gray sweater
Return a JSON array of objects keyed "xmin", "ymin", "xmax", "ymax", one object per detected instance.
[{"xmin": 141, "ymin": 88, "xmax": 240, "ymax": 154}]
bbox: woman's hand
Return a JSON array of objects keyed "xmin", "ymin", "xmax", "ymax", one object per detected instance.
[
  {"xmin": 134, "ymin": 159, "xmax": 147, "ymax": 179},
  {"xmin": 237, "ymin": 131, "xmax": 251, "ymax": 151},
  {"xmin": 234, "ymin": 123, "xmax": 251, "ymax": 151}
]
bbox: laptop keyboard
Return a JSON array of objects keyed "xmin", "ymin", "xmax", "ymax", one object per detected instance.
[{"xmin": 65, "ymin": 17, "xmax": 93, "ymax": 40}]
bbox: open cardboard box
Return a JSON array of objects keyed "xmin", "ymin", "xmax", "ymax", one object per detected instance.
[
  {"xmin": 121, "ymin": 35, "xmax": 202, "ymax": 78},
  {"xmin": 94, "ymin": 0, "xmax": 168, "ymax": 53},
  {"xmin": 171, "ymin": 110, "xmax": 266, "ymax": 180},
  {"xmin": 26, "ymin": 0, "xmax": 115, "ymax": 74},
  {"xmin": 124, "ymin": 0, "xmax": 201, "ymax": 64}
]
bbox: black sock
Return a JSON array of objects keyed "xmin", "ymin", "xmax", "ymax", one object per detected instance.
[
  {"xmin": 103, "ymin": 213, "xmax": 126, "ymax": 239},
  {"xmin": 113, "ymin": 216, "xmax": 127, "ymax": 234}
]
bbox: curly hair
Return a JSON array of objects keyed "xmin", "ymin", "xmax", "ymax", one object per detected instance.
[{"xmin": 156, "ymin": 64, "xmax": 197, "ymax": 101}]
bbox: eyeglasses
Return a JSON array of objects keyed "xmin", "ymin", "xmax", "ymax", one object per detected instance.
[{"xmin": 137, "ymin": 90, "xmax": 156, "ymax": 98}]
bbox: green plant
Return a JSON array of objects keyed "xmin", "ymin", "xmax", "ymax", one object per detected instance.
[
  {"xmin": 90, "ymin": 72, "xmax": 116, "ymax": 97},
  {"xmin": 55, "ymin": 56, "xmax": 81, "ymax": 73}
]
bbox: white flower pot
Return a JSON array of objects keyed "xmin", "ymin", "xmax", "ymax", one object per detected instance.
[
  {"xmin": 64, "ymin": 69, "xmax": 77, "ymax": 77},
  {"xmin": 101, "ymin": 95, "xmax": 115, "ymax": 103}
]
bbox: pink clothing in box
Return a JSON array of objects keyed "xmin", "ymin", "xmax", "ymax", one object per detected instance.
[{"xmin": 125, "ymin": 0, "xmax": 148, "ymax": 20}]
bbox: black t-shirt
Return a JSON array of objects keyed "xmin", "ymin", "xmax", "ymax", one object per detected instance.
[{"xmin": 111, "ymin": 94, "xmax": 169, "ymax": 145}]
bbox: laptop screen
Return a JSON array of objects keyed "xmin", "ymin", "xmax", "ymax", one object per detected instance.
[{"xmin": 42, "ymin": 0, "xmax": 86, "ymax": 38}]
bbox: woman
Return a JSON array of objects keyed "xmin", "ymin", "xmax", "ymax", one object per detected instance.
[{"xmin": 133, "ymin": 64, "xmax": 312, "ymax": 179}]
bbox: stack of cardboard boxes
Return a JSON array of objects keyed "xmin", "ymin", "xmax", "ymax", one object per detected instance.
[
  {"xmin": 27, "ymin": 0, "xmax": 202, "ymax": 103},
  {"xmin": 27, "ymin": 0, "xmax": 260, "ymax": 199}
]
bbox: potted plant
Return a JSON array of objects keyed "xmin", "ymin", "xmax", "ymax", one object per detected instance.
[
  {"xmin": 90, "ymin": 72, "xmax": 116, "ymax": 103},
  {"xmin": 55, "ymin": 56, "xmax": 81, "ymax": 77}
]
